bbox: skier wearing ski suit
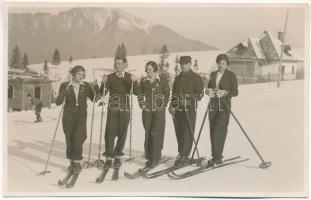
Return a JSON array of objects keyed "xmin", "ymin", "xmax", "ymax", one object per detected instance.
[
  {"xmin": 27, "ymin": 94, "xmax": 43, "ymax": 122},
  {"xmin": 206, "ymin": 54, "xmax": 238, "ymax": 166},
  {"xmin": 98, "ymin": 57, "xmax": 140, "ymax": 168},
  {"xmin": 55, "ymin": 65, "xmax": 98, "ymax": 187},
  {"xmin": 169, "ymin": 56, "xmax": 204, "ymax": 167},
  {"xmin": 139, "ymin": 61, "xmax": 170, "ymax": 167}
]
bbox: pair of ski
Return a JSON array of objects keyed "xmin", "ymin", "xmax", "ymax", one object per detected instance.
[
  {"xmin": 57, "ymin": 170, "xmax": 80, "ymax": 188},
  {"xmin": 125, "ymin": 156, "xmax": 248, "ymax": 180},
  {"xmin": 95, "ymin": 165, "xmax": 120, "ymax": 183},
  {"xmin": 167, "ymin": 156, "xmax": 249, "ymax": 179},
  {"xmin": 124, "ymin": 157, "xmax": 204, "ymax": 179}
]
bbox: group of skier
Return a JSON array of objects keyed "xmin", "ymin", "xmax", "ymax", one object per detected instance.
[{"xmin": 54, "ymin": 53, "xmax": 238, "ymax": 187}]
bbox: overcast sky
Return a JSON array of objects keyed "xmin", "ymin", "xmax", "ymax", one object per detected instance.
[{"xmin": 8, "ymin": 4, "xmax": 306, "ymax": 49}]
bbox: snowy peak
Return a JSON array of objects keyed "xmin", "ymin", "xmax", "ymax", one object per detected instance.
[
  {"xmin": 110, "ymin": 8, "xmax": 152, "ymax": 32},
  {"xmin": 55, "ymin": 7, "xmax": 152, "ymax": 33},
  {"xmin": 57, "ymin": 7, "xmax": 112, "ymax": 32},
  {"xmin": 9, "ymin": 7, "xmax": 216, "ymax": 64}
]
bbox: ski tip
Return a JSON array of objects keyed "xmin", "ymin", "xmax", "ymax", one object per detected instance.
[
  {"xmin": 57, "ymin": 180, "xmax": 64, "ymax": 186},
  {"xmin": 95, "ymin": 178, "xmax": 103, "ymax": 183},
  {"xmin": 37, "ymin": 170, "xmax": 51, "ymax": 175},
  {"xmin": 65, "ymin": 184, "xmax": 73, "ymax": 188},
  {"xmin": 125, "ymin": 157, "xmax": 135, "ymax": 162}
]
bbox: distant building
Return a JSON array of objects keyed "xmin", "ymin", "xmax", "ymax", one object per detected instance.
[
  {"xmin": 8, "ymin": 69, "xmax": 52, "ymax": 111},
  {"xmin": 226, "ymin": 31, "xmax": 303, "ymax": 84}
]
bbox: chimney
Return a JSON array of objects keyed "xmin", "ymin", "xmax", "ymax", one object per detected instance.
[{"xmin": 278, "ymin": 32, "xmax": 285, "ymax": 43}]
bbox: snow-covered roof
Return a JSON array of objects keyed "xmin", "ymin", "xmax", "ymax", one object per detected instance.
[
  {"xmin": 8, "ymin": 69, "xmax": 50, "ymax": 81},
  {"xmin": 8, "ymin": 75, "xmax": 50, "ymax": 82},
  {"xmin": 249, "ymin": 37, "xmax": 266, "ymax": 59},
  {"xmin": 227, "ymin": 30, "xmax": 303, "ymax": 62}
]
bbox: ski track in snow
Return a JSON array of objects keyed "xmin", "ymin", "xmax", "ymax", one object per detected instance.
[{"xmin": 5, "ymin": 80, "xmax": 306, "ymax": 197}]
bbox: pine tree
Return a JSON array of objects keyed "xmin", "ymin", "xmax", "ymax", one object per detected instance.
[
  {"xmin": 120, "ymin": 42, "xmax": 127, "ymax": 59},
  {"xmin": 21, "ymin": 53, "xmax": 30, "ymax": 71},
  {"xmin": 52, "ymin": 49, "xmax": 61, "ymax": 65},
  {"xmin": 69, "ymin": 56, "xmax": 73, "ymax": 63},
  {"xmin": 158, "ymin": 44, "xmax": 171, "ymax": 83},
  {"xmin": 159, "ymin": 44, "xmax": 170, "ymax": 73},
  {"xmin": 160, "ymin": 44, "xmax": 169, "ymax": 59},
  {"xmin": 175, "ymin": 55, "xmax": 180, "ymax": 76},
  {"xmin": 114, "ymin": 45, "xmax": 122, "ymax": 58},
  {"xmin": 9, "ymin": 46, "xmax": 21, "ymax": 69},
  {"xmin": 114, "ymin": 43, "xmax": 127, "ymax": 59},
  {"xmin": 43, "ymin": 60, "xmax": 49, "ymax": 73}
]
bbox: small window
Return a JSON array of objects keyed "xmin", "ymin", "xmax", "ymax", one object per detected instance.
[
  {"xmin": 8, "ymin": 86, "xmax": 13, "ymax": 99},
  {"xmin": 292, "ymin": 66, "xmax": 295, "ymax": 74},
  {"xmin": 35, "ymin": 87, "xmax": 41, "ymax": 99}
]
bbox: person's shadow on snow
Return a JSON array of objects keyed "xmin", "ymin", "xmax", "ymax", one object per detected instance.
[
  {"xmin": 8, "ymin": 140, "xmax": 67, "ymax": 173},
  {"xmin": 8, "ymin": 139, "xmax": 158, "ymax": 173}
]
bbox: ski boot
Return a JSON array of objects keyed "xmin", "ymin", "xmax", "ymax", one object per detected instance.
[
  {"xmin": 58, "ymin": 162, "xmax": 74, "ymax": 186},
  {"xmin": 34, "ymin": 117, "xmax": 43, "ymax": 123},
  {"xmin": 65, "ymin": 162, "xmax": 82, "ymax": 188},
  {"xmin": 174, "ymin": 156, "xmax": 189, "ymax": 167},
  {"xmin": 145, "ymin": 159, "xmax": 158, "ymax": 168},
  {"xmin": 96, "ymin": 158, "xmax": 112, "ymax": 183},
  {"xmin": 202, "ymin": 158, "xmax": 223, "ymax": 168},
  {"xmin": 112, "ymin": 157, "xmax": 121, "ymax": 181}
]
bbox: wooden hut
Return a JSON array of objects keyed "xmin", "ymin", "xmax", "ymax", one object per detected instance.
[
  {"xmin": 8, "ymin": 70, "xmax": 52, "ymax": 111},
  {"xmin": 226, "ymin": 31, "xmax": 303, "ymax": 84}
]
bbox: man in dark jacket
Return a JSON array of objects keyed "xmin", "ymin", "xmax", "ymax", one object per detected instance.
[
  {"xmin": 99, "ymin": 57, "xmax": 140, "ymax": 168},
  {"xmin": 169, "ymin": 56, "xmax": 204, "ymax": 167},
  {"xmin": 206, "ymin": 54, "xmax": 238, "ymax": 166}
]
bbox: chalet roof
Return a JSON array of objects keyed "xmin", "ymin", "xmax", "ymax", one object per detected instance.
[
  {"xmin": 227, "ymin": 31, "xmax": 303, "ymax": 62},
  {"xmin": 8, "ymin": 69, "xmax": 52, "ymax": 82},
  {"xmin": 8, "ymin": 76, "xmax": 52, "ymax": 83},
  {"xmin": 8, "ymin": 68, "xmax": 49, "ymax": 79},
  {"xmin": 249, "ymin": 37, "xmax": 266, "ymax": 59}
]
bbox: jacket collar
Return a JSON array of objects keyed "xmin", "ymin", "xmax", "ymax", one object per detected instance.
[
  {"xmin": 115, "ymin": 71, "xmax": 125, "ymax": 78},
  {"xmin": 145, "ymin": 73, "xmax": 160, "ymax": 82},
  {"xmin": 180, "ymin": 69, "xmax": 193, "ymax": 77},
  {"xmin": 68, "ymin": 81, "xmax": 85, "ymax": 87}
]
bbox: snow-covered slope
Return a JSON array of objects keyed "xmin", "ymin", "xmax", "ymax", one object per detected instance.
[
  {"xmin": 4, "ymin": 80, "xmax": 307, "ymax": 197},
  {"xmin": 28, "ymin": 50, "xmax": 225, "ymax": 95}
]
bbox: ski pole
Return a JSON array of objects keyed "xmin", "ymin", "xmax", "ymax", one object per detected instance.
[
  {"xmin": 183, "ymin": 103, "xmax": 200, "ymax": 159},
  {"xmin": 230, "ymin": 110, "xmax": 271, "ymax": 169},
  {"xmin": 38, "ymin": 102, "xmax": 64, "ymax": 175},
  {"xmin": 125, "ymin": 82, "xmax": 135, "ymax": 162},
  {"xmin": 128, "ymin": 82, "xmax": 134, "ymax": 161},
  {"xmin": 86, "ymin": 90, "xmax": 98, "ymax": 168},
  {"xmin": 190, "ymin": 98, "xmax": 210, "ymax": 161},
  {"xmin": 96, "ymin": 83, "xmax": 106, "ymax": 168}
]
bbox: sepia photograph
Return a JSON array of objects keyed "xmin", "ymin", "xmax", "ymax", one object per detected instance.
[{"xmin": 2, "ymin": 1, "xmax": 309, "ymax": 197}]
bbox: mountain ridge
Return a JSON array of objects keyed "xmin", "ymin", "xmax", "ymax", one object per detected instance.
[{"xmin": 9, "ymin": 7, "xmax": 217, "ymax": 64}]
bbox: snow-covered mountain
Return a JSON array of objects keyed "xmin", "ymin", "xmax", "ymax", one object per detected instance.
[{"xmin": 9, "ymin": 7, "xmax": 217, "ymax": 64}]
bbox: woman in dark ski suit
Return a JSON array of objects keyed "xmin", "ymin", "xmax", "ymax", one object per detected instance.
[
  {"xmin": 206, "ymin": 54, "xmax": 238, "ymax": 166},
  {"xmin": 55, "ymin": 65, "xmax": 98, "ymax": 175},
  {"xmin": 139, "ymin": 61, "xmax": 170, "ymax": 167}
]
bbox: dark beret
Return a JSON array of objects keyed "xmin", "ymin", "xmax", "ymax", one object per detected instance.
[{"xmin": 179, "ymin": 56, "xmax": 192, "ymax": 64}]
